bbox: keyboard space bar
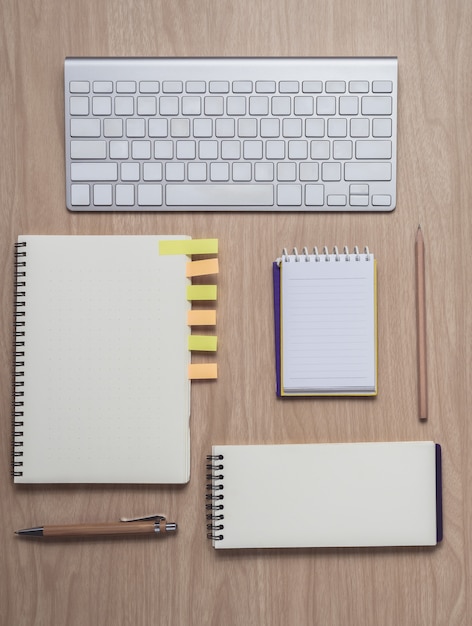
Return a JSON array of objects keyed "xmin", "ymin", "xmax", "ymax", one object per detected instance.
[{"xmin": 166, "ymin": 184, "xmax": 274, "ymax": 206}]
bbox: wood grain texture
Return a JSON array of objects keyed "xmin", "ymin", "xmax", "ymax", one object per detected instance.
[{"xmin": 1, "ymin": 0, "xmax": 472, "ymax": 624}]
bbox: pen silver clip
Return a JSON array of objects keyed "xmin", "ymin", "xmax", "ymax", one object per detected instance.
[{"xmin": 120, "ymin": 514, "xmax": 166, "ymax": 523}]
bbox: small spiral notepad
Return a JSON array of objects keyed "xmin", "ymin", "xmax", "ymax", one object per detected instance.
[{"xmin": 273, "ymin": 246, "xmax": 377, "ymax": 396}]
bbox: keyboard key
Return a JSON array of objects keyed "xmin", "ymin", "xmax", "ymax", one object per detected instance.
[
  {"xmin": 226, "ymin": 96, "xmax": 246, "ymax": 116},
  {"xmin": 210, "ymin": 162, "xmax": 229, "ymax": 181},
  {"xmin": 333, "ymin": 140, "xmax": 353, "ymax": 160},
  {"xmin": 204, "ymin": 96, "xmax": 224, "ymax": 115},
  {"xmin": 137, "ymin": 96, "xmax": 157, "ymax": 115},
  {"xmin": 176, "ymin": 140, "xmax": 196, "ymax": 159},
  {"xmin": 199, "ymin": 140, "xmax": 218, "ymax": 159},
  {"xmin": 116, "ymin": 81, "xmax": 136, "ymax": 93},
  {"xmin": 238, "ymin": 118, "xmax": 257, "ymax": 137},
  {"xmin": 166, "ymin": 163, "xmax": 185, "ymax": 181},
  {"xmin": 209, "ymin": 81, "xmax": 229, "ymax": 93},
  {"xmin": 126, "ymin": 119, "xmax": 146, "ymax": 137},
  {"xmin": 170, "ymin": 118, "xmax": 190, "ymax": 137},
  {"xmin": 325, "ymin": 81, "xmax": 345, "ymax": 93},
  {"xmin": 361, "ymin": 96, "xmax": 392, "ymax": 115},
  {"xmin": 148, "ymin": 119, "xmax": 168, "ymax": 137},
  {"xmin": 121, "ymin": 162, "xmax": 140, "ymax": 181},
  {"xmin": 70, "ymin": 81, "xmax": 90, "ymax": 93},
  {"xmin": 279, "ymin": 81, "xmax": 299, "ymax": 93},
  {"xmin": 277, "ymin": 163, "xmax": 296, "ymax": 181},
  {"xmin": 138, "ymin": 184, "xmax": 163, "ymax": 205},
  {"xmin": 160, "ymin": 97, "xmax": 179, "ymax": 115},
  {"xmin": 110, "ymin": 141, "xmax": 129, "ymax": 159},
  {"xmin": 70, "ymin": 119, "xmax": 100, "ymax": 137},
  {"xmin": 115, "ymin": 184, "xmax": 135, "ymax": 206},
  {"xmin": 139, "ymin": 81, "xmax": 159, "ymax": 93},
  {"xmin": 350, "ymin": 195, "xmax": 369, "ymax": 206},
  {"xmin": 232, "ymin": 81, "xmax": 253, "ymax": 93},
  {"xmin": 294, "ymin": 96, "xmax": 314, "ymax": 116},
  {"xmin": 350, "ymin": 118, "xmax": 370, "ymax": 137},
  {"xmin": 92, "ymin": 97, "xmax": 112, "ymax": 116},
  {"xmin": 71, "ymin": 163, "xmax": 118, "ymax": 181},
  {"xmin": 93, "ymin": 184, "xmax": 113, "ymax": 206},
  {"xmin": 162, "ymin": 81, "xmax": 183, "ymax": 93},
  {"xmin": 256, "ymin": 81, "xmax": 276, "ymax": 93},
  {"xmin": 299, "ymin": 163, "xmax": 319, "ymax": 181},
  {"xmin": 215, "ymin": 118, "xmax": 235, "ymax": 138},
  {"xmin": 104, "ymin": 118, "xmax": 123, "ymax": 138},
  {"xmin": 277, "ymin": 184, "xmax": 302, "ymax": 206},
  {"xmin": 249, "ymin": 96, "xmax": 269, "ymax": 116},
  {"xmin": 322, "ymin": 162, "xmax": 342, "ymax": 181},
  {"xmin": 186, "ymin": 81, "xmax": 206, "ymax": 93},
  {"xmin": 272, "ymin": 96, "xmax": 291, "ymax": 116},
  {"xmin": 266, "ymin": 140, "xmax": 285, "ymax": 160},
  {"xmin": 372, "ymin": 80, "xmax": 393, "ymax": 93},
  {"xmin": 260, "ymin": 119, "xmax": 280, "ymax": 138},
  {"xmin": 305, "ymin": 184, "xmax": 324, "ymax": 205},
  {"xmin": 339, "ymin": 96, "xmax": 359, "ymax": 115},
  {"xmin": 182, "ymin": 96, "xmax": 202, "ymax": 115},
  {"xmin": 70, "ymin": 96, "xmax": 89, "ymax": 115},
  {"xmin": 327, "ymin": 118, "xmax": 347, "ymax": 137},
  {"xmin": 288, "ymin": 140, "xmax": 308, "ymax": 160},
  {"xmin": 115, "ymin": 97, "xmax": 134, "ymax": 115},
  {"xmin": 302, "ymin": 81, "xmax": 323, "ymax": 93},
  {"xmin": 350, "ymin": 184, "xmax": 369, "ymax": 195},
  {"xmin": 70, "ymin": 140, "xmax": 106, "ymax": 159},
  {"xmin": 305, "ymin": 119, "xmax": 325, "ymax": 137},
  {"xmin": 70, "ymin": 184, "xmax": 90, "ymax": 205},
  {"xmin": 154, "ymin": 140, "xmax": 173, "ymax": 159},
  {"xmin": 356, "ymin": 140, "xmax": 392, "ymax": 159},
  {"xmin": 311, "ymin": 140, "xmax": 330, "ymax": 159},
  {"xmin": 282, "ymin": 118, "xmax": 302, "ymax": 138},
  {"xmin": 188, "ymin": 163, "xmax": 207, "ymax": 181},
  {"xmin": 243, "ymin": 140, "xmax": 263, "ymax": 159},
  {"xmin": 372, "ymin": 194, "xmax": 392, "ymax": 206},
  {"xmin": 93, "ymin": 81, "xmax": 113, "ymax": 93},
  {"xmin": 194, "ymin": 118, "xmax": 213, "ymax": 137},
  {"xmin": 143, "ymin": 163, "xmax": 163, "ymax": 181},
  {"xmin": 316, "ymin": 96, "xmax": 336, "ymax": 115},
  {"xmin": 254, "ymin": 163, "xmax": 274, "ymax": 181},
  {"xmin": 166, "ymin": 184, "xmax": 273, "ymax": 205},
  {"xmin": 345, "ymin": 162, "xmax": 392, "ymax": 181},
  {"xmin": 372, "ymin": 118, "xmax": 392, "ymax": 137},
  {"xmin": 327, "ymin": 194, "xmax": 347, "ymax": 205},
  {"xmin": 232, "ymin": 163, "xmax": 252, "ymax": 181},
  {"xmin": 221, "ymin": 140, "xmax": 241, "ymax": 160},
  {"xmin": 349, "ymin": 81, "xmax": 369, "ymax": 93},
  {"xmin": 132, "ymin": 140, "xmax": 151, "ymax": 159}
]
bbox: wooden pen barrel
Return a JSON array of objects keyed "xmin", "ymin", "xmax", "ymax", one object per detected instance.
[{"xmin": 43, "ymin": 521, "xmax": 158, "ymax": 537}]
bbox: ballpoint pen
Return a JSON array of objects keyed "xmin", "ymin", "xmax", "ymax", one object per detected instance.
[{"xmin": 15, "ymin": 514, "xmax": 177, "ymax": 538}]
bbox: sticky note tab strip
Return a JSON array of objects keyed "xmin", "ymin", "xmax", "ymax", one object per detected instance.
[
  {"xmin": 188, "ymin": 363, "xmax": 218, "ymax": 380},
  {"xmin": 188, "ymin": 335, "xmax": 218, "ymax": 352},
  {"xmin": 187, "ymin": 285, "xmax": 217, "ymax": 301},
  {"xmin": 187, "ymin": 310, "xmax": 216, "ymax": 326},
  {"xmin": 159, "ymin": 238, "xmax": 219, "ymax": 256},
  {"xmin": 186, "ymin": 258, "xmax": 219, "ymax": 277}
]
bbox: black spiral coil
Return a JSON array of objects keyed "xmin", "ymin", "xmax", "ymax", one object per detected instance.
[
  {"xmin": 206, "ymin": 454, "xmax": 224, "ymax": 540},
  {"xmin": 12, "ymin": 241, "xmax": 26, "ymax": 477}
]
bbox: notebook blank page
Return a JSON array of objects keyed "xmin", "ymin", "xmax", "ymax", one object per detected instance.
[{"xmin": 281, "ymin": 255, "xmax": 376, "ymax": 394}]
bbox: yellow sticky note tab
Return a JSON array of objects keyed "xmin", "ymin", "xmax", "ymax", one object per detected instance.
[
  {"xmin": 159, "ymin": 239, "xmax": 218, "ymax": 255},
  {"xmin": 186, "ymin": 258, "xmax": 219, "ymax": 277},
  {"xmin": 187, "ymin": 285, "xmax": 217, "ymax": 301},
  {"xmin": 188, "ymin": 335, "xmax": 218, "ymax": 351},
  {"xmin": 188, "ymin": 363, "xmax": 218, "ymax": 380},
  {"xmin": 187, "ymin": 310, "xmax": 217, "ymax": 326}
]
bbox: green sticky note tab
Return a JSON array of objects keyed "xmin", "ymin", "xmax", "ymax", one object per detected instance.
[
  {"xmin": 187, "ymin": 285, "xmax": 217, "ymax": 301},
  {"xmin": 188, "ymin": 335, "xmax": 218, "ymax": 351},
  {"xmin": 159, "ymin": 239, "xmax": 219, "ymax": 255}
]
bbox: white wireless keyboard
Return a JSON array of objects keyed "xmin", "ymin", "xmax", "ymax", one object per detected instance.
[{"xmin": 64, "ymin": 57, "xmax": 397, "ymax": 212}]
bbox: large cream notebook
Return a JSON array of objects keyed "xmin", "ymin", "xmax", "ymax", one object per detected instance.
[
  {"xmin": 13, "ymin": 235, "xmax": 217, "ymax": 483},
  {"xmin": 206, "ymin": 442, "xmax": 442, "ymax": 549}
]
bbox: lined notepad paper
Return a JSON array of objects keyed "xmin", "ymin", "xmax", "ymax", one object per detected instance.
[{"xmin": 274, "ymin": 248, "xmax": 377, "ymax": 396}]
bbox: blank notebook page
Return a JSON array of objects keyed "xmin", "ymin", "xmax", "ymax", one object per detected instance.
[
  {"xmin": 16, "ymin": 235, "xmax": 190, "ymax": 484},
  {"xmin": 281, "ymin": 255, "xmax": 376, "ymax": 394}
]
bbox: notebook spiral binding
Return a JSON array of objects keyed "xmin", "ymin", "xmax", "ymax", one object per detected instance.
[
  {"xmin": 12, "ymin": 241, "xmax": 27, "ymax": 478},
  {"xmin": 281, "ymin": 246, "xmax": 371, "ymax": 262},
  {"xmin": 206, "ymin": 454, "xmax": 225, "ymax": 541}
]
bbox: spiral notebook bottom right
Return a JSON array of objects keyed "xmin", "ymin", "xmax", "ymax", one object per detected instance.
[{"xmin": 206, "ymin": 442, "xmax": 443, "ymax": 549}]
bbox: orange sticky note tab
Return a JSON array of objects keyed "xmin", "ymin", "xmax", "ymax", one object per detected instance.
[
  {"xmin": 187, "ymin": 285, "xmax": 217, "ymax": 301},
  {"xmin": 186, "ymin": 258, "xmax": 219, "ymax": 277},
  {"xmin": 187, "ymin": 310, "xmax": 217, "ymax": 326},
  {"xmin": 188, "ymin": 363, "xmax": 218, "ymax": 379}
]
